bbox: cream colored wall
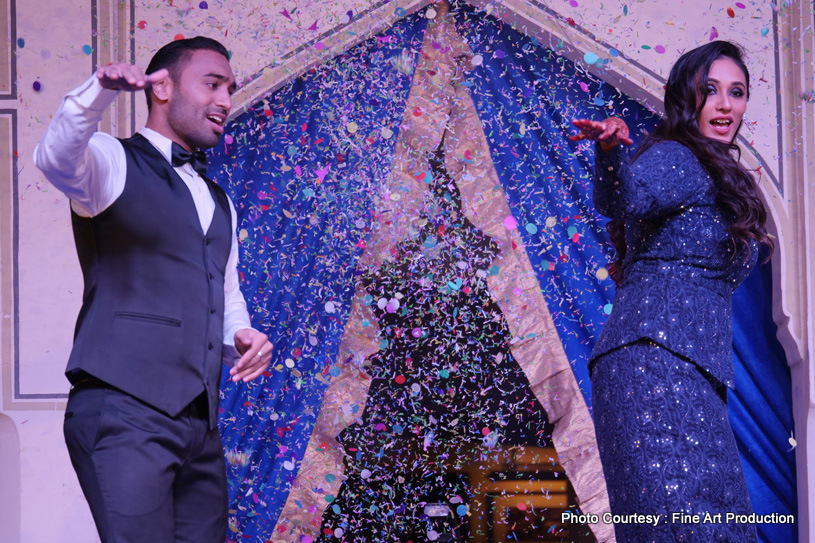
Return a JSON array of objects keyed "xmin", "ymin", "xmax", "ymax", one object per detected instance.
[
  {"xmin": 3, "ymin": 0, "xmax": 101, "ymax": 539},
  {"xmin": 1, "ymin": 1, "xmax": 812, "ymax": 542}
]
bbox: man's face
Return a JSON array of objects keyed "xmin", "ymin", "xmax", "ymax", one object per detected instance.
[{"xmin": 166, "ymin": 49, "xmax": 236, "ymax": 151}]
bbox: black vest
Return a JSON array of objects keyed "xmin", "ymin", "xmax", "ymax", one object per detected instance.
[{"xmin": 68, "ymin": 133, "xmax": 232, "ymax": 428}]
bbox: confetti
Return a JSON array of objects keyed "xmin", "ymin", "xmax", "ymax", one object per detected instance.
[{"xmin": 201, "ymin": 8, "xmax": 747, "ymax": 543}]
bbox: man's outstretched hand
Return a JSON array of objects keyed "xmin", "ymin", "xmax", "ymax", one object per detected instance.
[{"xmin": 96, "ymin": 63, "xmax": 169, "ymax": 92}]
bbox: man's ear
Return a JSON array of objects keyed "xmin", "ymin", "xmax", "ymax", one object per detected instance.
[{"xmin": 150, "ymin": 74, "xmax": 172, "ymax": 105}]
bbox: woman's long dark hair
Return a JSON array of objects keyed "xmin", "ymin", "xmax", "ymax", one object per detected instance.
[{"xmin": 608, "ymin": 41, "xmax": 773, "ymax": 282}]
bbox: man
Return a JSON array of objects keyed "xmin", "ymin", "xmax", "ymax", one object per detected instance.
[{"xmin": 34, "ymin": 36, "xmax": 270, "ymax": 542}]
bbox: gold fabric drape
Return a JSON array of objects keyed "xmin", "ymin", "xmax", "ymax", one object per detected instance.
[{"xmin": 273, "ymin": 5, "xmax": 613, "ymax": 542}]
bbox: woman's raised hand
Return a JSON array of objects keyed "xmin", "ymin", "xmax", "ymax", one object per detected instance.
[{"xmin": 570, "ymin": 117, "xmax": 633, "ymax": 151}]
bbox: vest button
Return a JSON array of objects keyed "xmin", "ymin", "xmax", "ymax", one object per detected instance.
[
  {"xmin": 208, "ymin": 343, "xmax": 214, "ymax": 350},
  {"xmin": 210, "ymin": 308, "xmax": 216, "ymax": 315},
  {"xmin": 208, "ymin": 273, "xmax": 214, "ymax": 280},
  {"xmin": 205, "ymin": 239, "xmax": 211, "ymax": 246}
]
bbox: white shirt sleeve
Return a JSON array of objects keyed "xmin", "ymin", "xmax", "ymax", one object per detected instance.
[
  {"xmin": 223, "ymin": 196, "xmax": 254, "ymax": 347},
  {"xmin": 34, "ymin": 74, "xmax": 255, "ymax": 363},
  {"xmin": 33, "ymin": 75, "xmax": 126, "ymax": 217}
]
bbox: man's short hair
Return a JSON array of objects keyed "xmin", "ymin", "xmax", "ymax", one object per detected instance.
[{"xmin": 144, "ymin": 36, "xmax": 230, "ymax": 111}]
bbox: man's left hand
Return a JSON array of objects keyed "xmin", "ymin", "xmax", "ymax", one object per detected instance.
[{"xmin": 231, "ymin": 329, "xmax": 272, "ymax": 382}]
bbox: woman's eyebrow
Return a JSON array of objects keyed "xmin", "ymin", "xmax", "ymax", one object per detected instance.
[{"xmin": 708, "ymin": 77, "xmax": 746, "ymax": 88}]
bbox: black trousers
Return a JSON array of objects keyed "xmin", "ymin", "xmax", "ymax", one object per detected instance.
[{"xmin": 64, "ymin": 381, "xmax": 228, "ymax": 543}]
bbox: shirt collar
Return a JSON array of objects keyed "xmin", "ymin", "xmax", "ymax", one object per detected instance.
[{"xmin": 138, "ymin": 127, "xmax": 176, "ymax": 164}]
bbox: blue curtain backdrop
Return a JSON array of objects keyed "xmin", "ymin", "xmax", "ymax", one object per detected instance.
[
  {"xmin": 732, "ymin": 254, "xmax": 798, "ymax": 542},
  {"xmin": 208, "ymin": 14, "xmax": 427, "ymax": 538},
  {"xmin": 452, "ymin": 2, "xmax": 796, "ymax": 541},
  {"xmin": 207, "ymin": 2, "xmax": 797, "ymax": 541},
  {"xmin": 452, "ymin": 4, "xmax": 660, "ymax": 409}
]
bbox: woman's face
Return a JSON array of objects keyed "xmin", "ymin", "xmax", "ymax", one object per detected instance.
[{"xmin": 697, "ymin": 57, "xmax": 748, "ymax": 143}]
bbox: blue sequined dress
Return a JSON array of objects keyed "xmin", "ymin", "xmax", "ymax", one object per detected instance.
[{"xmin": 589, "ymin": 140, "xmax": 758, "ymax": 542}]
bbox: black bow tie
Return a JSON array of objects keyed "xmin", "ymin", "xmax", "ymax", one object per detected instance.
[{"xmin": 171, "ymin": 142, "xmax": 208, "ymax": 178}]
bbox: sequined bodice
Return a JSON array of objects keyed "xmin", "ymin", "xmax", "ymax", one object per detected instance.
[{"xmin": 589, "ymin": 140, "xmax": 757, "ymax": 387}]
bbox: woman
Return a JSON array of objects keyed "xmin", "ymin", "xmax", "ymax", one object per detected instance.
[{"xmin": 571, "ymin": 41, "xmax": 772, "ymax": 542}]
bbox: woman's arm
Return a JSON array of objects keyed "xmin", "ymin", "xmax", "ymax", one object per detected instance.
[
  {"xmin": 592, "ymin": 140, "xmax": 709, "ymax": 220},
  {"xmin": 571, "ymin": 118, "xmax": 710, "ymax": 220}
]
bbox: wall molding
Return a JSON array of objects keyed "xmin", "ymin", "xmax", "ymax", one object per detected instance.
[
  {"xmin": 0, "ymin": 0, "xmax": 17, "ymax": 99},
  {"xmin": 1, "ymin": 0, "xmax": 131, "ymax": 410},
  {"xmin": 0, "ymin": 110, "xmax": 17, "ymax": 411},
  {"xmin": 95, "ymin": 0, "xmax": 135, "ymax": 138},
  {"xmin": 0, "ymin": 109, "xmax": 62, "ymax": 410},
  {"xmin": 774, "ymin": 2, "xmax": 815, "ymax": 542}
]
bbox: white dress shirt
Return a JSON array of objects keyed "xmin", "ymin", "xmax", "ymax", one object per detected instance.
[{"xmin": 34, "ymin": 75, "xmax": 252, "ymax": 352}]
